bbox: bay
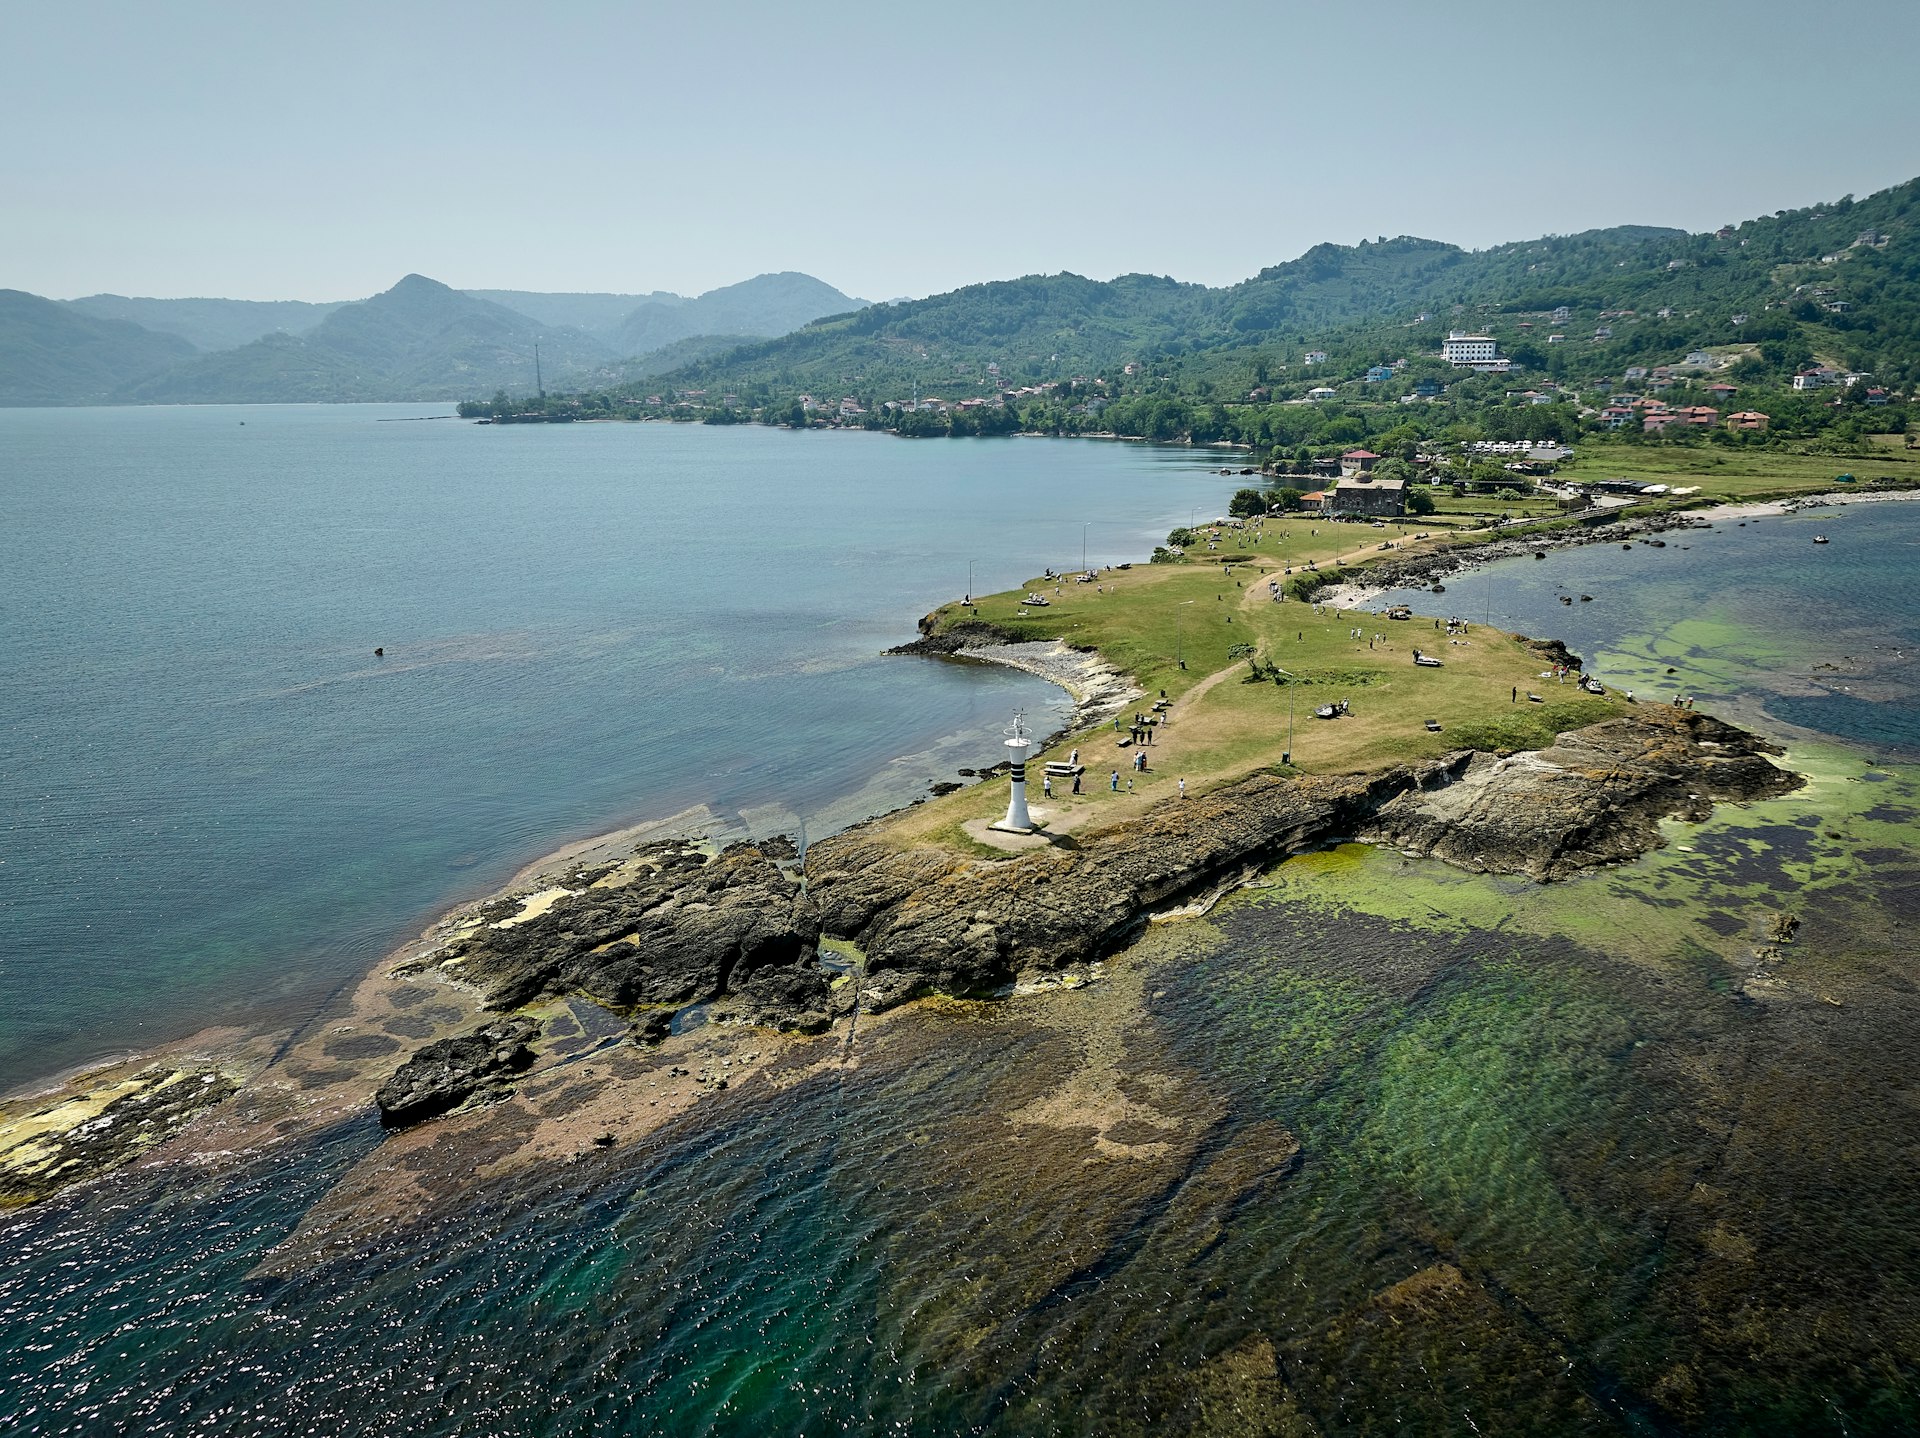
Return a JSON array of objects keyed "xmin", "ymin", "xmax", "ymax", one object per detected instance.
[{"xmin": 0, "ymin": 406, "xmax": 1245, "ymax": 1091}]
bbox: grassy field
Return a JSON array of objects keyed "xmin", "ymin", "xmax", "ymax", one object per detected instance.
[
  {"xmin": 1558, "ymin": 439, "xmax": 1920, "ymax": 500},
  {"xmin": 1428, "ymin": 492, "xmax": 1565, "ymax": 519},
  {"xmin": 883, "ymin": 512, "xmax": 1628, "ymax": 854}
]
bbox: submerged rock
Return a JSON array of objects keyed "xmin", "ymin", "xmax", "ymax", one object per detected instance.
[{"xmin": 374, "ymin": 1017, "xmax": 539, "ymax": 1128}]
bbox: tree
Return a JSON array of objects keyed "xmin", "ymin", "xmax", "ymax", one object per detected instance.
[
  {"xmin": 1406, "ymin": 488, "xmax": 1436, "ymax": 515},
  {"xmin": 1228, "ymin": 487, "xmax": 1267, "ymax": 518}
]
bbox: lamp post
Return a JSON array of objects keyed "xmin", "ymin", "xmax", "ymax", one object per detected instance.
[
  {"xmin": 1082, "ymin": 522, "xmax": 1089, "ymax": 573},
  {"xmin": 967, "ymin": 558, "xmax": 977, "ymax": 606},
  {"xmin": 1274, "ymin": 666, "xmax": 1295, "ymax": 765},
  {"xmin": 1175, "ymin": 599, "xmax": 1194, "ymax": 669}
]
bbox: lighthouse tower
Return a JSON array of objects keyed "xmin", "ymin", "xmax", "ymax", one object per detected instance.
[{"xmin": 991, "ymin": 711, "xmax": 1035, "ymax": 833}]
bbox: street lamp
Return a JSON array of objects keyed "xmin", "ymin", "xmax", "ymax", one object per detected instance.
[
  {"xmin": 1175, "ymin": 599, "xmax": 1194, "ymax": 669},
  {"xmin": 1273, "ymin": 665, "xmax": 1295, "ymax": 765},
  {"xmin": 1082, "ymin": 522, "xmax": 1089, "ymax": 572},
  {"xmin": 967, "ymin": 558, "xmax": 977, "ymax": 606}
]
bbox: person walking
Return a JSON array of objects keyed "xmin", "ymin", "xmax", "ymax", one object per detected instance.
[
  {"xmin": 1110, "ymin": 770, "xmax": 1120, "ymax": 792},
  {"xmin": 1179, "ymin": 777, "xmax": 1187, "ymax": 799},
  {"xmin": 1043, "ymin": 774, "xmax": 1053, "ymax": 799}
]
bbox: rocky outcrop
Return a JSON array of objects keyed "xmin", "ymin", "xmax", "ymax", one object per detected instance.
[
  {"xmin": 374, "ymin": 1017, "xmax": 539, "ymax": 1128},
  {"xmin": 373, "ymin": 711, "xmax": 1802, "ymax": 1120},
  {"xmin": 0, "ymin": 1067, "xmax": 239, "ymax": 1206},
  {"xmin": 802, "ymin": 765, "xmax": 1442, "ymax": 1008},
  {"xmin": 1360, "ymin": 709, "xmax": 1803, "ymax": 880},
  {"xmin": 436, "ymin": 838, "xmax": 817, "ymax": 1012},
  {"xmin": 887, "ymin": 617, "xmax": 1023, "ymax": 656}
]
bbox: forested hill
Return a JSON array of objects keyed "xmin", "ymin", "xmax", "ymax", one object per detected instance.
[{"xmin": 547, "ymin": 177, "xmax": 1920, "ymax": 412}]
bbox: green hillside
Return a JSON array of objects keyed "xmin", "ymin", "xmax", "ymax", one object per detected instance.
[
  {"xmin": 0, "ymin": 290, "xmax": 197, "ymax": 406},
  {"xmin": 497, "ymin": 178, "xmax": 1919, "ymax": 453}
]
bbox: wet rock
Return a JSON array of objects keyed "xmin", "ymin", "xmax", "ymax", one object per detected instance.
[
  {"xmin": 626, "ymin": 1010, "xmax": 673, "ymax": 1046},
  {"xmin": 0, "ymin": 1067, "xmax": 239, "ymax": 1206},
  {"xmin": 374, "ymin": 1017, "xmax": 539, "ymax": 1128}
]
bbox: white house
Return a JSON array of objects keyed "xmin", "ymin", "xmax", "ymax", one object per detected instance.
[
  {"xmin": 1304, "ymin": 350, "xmax": 1329, "ymax": 365},
  {"xmin": 1440, "ymin": 333, "xmax": 1508, "ymax": 371},
  {"xmin": 1306, "ymin": 386, "xmax": 1337, "ymax": 401}
]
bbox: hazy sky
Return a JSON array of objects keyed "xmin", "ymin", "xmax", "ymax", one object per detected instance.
[{"xmin": 6, "ymin": 0, "xmax": 1919, "ymax": 303}]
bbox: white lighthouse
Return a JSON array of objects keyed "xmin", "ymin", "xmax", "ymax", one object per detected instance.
[{"xmin": 991, "ymin": 710, "xmax": 1035, "ymax": 833}]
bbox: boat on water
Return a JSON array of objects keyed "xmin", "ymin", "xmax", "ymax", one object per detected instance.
[{"xmin": 1814, "ymin": 535, "xmax": 1831, "ymax": 545}]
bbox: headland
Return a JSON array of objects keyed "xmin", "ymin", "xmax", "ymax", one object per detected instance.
[{"xmin": 1, "ymin": 486, "xmax": 1840, "ymax": 1219}]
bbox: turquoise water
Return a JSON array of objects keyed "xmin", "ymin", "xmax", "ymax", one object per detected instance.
[
  {"xmin": 1375, "ymin": 501, "xmax": 1920, "ymax": 753},
  {"xmin": 0, "ymin": 407, "xmax": 1243, "ymax": 1089},
  {"xmin": 5, "ymin": 437, "xmax": 1919, "ymax": 1436}
]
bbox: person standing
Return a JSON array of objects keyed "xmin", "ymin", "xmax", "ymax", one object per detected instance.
[
  {"xmin": 1179, "ymin": 777, "xmax": 1187, "ymax": 799},
  {"xmin": 1043, "ymin": 774, "xmax": 1053, "ymax": 799},
  {"xmin": 1110, "ymin": 770, "xmax": 1119, "ymax": 792}
]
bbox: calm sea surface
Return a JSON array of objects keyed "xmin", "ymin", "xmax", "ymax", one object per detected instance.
[
  {"xmin": 4, "ymin": 420, "xmax": 1918, "ymax": 1435},
  {"xmin": 0, "ymin": 406, "xmax": 1243, "ymax": 1090}
]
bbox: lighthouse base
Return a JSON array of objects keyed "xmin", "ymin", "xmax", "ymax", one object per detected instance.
[{"xmin": 988, "ymin": 818, "xmax": 1036, "ymax": 835}]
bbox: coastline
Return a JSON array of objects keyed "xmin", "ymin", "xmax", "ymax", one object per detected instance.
[{"xmin": 0, "ymin": 482, "xmax": 1850, "ymax": 1211}]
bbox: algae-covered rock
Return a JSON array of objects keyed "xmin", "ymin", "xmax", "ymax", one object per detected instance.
[{"xmin": 0, "ymin": 1067, "xmax": 239, "ymax": 1206}]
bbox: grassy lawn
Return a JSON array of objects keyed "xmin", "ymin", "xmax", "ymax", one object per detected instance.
[
  {"xmin": 1429, "ymin": 492, "xmax": 1565, "ymax": 519},
  {"xmin": 883, "ymin": 512, "xmax": 1629, "ymax": 854},
  {"xmin": 1558, "ymin": 439, "xmax": 1920, "ymax": 501}
]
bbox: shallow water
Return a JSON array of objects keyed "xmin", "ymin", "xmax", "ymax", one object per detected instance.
[{"xmin": 4, "ymin": 472, "xmax": 1919, "ymax": 1435}]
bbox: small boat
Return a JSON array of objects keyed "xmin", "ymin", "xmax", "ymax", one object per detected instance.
[
  {"xmin": 1582, "ymin": 676, "xmax": 1605, "ymax": 695},
  {"xmin": 1813, "ymin": 535, "xmax": 1830, "ymax": 545}
]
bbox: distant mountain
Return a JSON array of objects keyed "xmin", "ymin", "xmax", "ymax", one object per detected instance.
[
  {"xmin": 63, "ymin": 295, "xmax": 346, "ymax": 352},
  {"xmin": 606, "ymin": 273, "xmax": 867, "ymax": 357},
  {"xmin": 120, "ymin": 275, "xmax": 620, "ymax": 404},
  {"xmin": 466, "ymin": 289, "xmax": 682, "ymax": 336},
  {"xmin": 0, "ymin": 290, "xmax": 197, "ymax": 406}
]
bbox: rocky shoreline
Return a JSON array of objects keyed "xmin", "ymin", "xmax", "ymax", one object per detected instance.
[
  {"xmin": 366, "ymin": 706, "xmax": 1798, "ymax": 1125},
  {"xmin": 0, "ymin": 505, "xmax": 1816, "ymax": 1198}
]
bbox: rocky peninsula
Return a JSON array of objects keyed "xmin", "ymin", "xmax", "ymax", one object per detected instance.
[{"xmin": 0, "ymin": 503, "xmax": 1811, "ymax": 1202}]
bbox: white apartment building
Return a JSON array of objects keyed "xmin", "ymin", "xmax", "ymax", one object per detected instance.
[{"xmin": 1441, "ymin": 332, "xmax": 1508, "ymax": 372}]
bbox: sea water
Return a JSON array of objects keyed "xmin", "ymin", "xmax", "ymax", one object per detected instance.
[
  {"xmin": 0, "ymin": 406, "xmax": 1244, "ymax": 1090},
  {"xmin": 4, "ymin": 436, "xmax": 1918, "ymax": 1435}
]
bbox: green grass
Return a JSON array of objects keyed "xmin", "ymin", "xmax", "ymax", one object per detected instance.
[{"xmin": 1559, "ymin": 439, "xmax": 1920, "ymax": 501}]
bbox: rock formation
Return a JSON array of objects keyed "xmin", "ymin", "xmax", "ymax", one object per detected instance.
[
  {"xmin": 1361, "ymin": 709, "xmax": 1802, "ymax": 880},
  {"xmin": 373, "ymin": 1017, "xmax": 540, "ymax": 1128}
]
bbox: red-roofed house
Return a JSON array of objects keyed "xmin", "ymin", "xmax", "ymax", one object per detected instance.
[
  {"xmin": 1339, "ymin": 449, "xmax": 1381, "ymax": 477},
  {"xmin": 1725, "ymin": 411, "xmax": 1770, "ymax": 432}
]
